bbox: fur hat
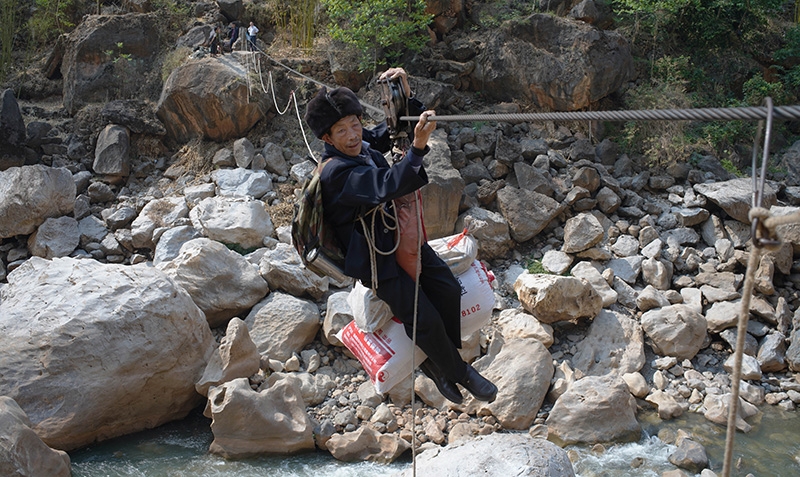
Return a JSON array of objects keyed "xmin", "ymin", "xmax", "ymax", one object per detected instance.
[{"xmin": 304, "ymin": 86, "xmax": 363, "ymax": 138}]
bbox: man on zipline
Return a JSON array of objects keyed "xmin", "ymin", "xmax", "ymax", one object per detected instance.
[{"xmin": 304, "ymin": 68, "xmax": 497, "ymax": 404}]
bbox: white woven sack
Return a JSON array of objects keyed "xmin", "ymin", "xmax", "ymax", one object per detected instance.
[
  {"xmin": 347, "ymin": 280, "xmax": 394, "ymax": 333},
  {"xmin": 428, "ymin": 231, "xmax": 478, "ymax": 277},
  {"xmin": 336, "ymin": 260, "xmax": 495, "ymax": 394}
]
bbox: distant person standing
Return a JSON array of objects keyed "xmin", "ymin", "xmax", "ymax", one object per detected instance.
[
  {"xmin": 246, "ymin": 21, "xmax": 259, "ymax": 50},
  {"xmin": 207, "ymin": 25, "xmax": 221, "ymax": 56},
  {"xmin": 225, "ymin": 22, "xmax": 239, "ymax": 52}
]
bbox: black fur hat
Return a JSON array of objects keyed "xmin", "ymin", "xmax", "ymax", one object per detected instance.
[{"xmin": 304, "ymin": 86, "xmax": 363, "ymax": 138}]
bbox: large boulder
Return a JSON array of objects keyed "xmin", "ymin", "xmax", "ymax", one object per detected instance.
[
  {"xmin": 571, "ymin": 261, "xmax": 618, "ymax": 307},
  {"xmin": 464, "ymin": 336, "xmax": 554, "ymax": 429},
  {"xmin": 641, "ymin": 304, "xmax": 707, "ymax": 360},
  {"xmin": 326, "ymin": 426, "xmax": 409, "ymax": 463},
  {"xmin": 470, "ymin": 13, "xmax": 634, "ymax": 110},
  {"xmin": 421, "ymin": 130, "xmax": 465, "ymax": 239},
  {"xmin": 572, "ymin": 310, "xmax": 645, "ymax": 376},
  {"xmin": 157, "ymin": 238, "xmax": 269, "ymax": 328},
  {"xmin": 207, "ymin": 376, "xmax": 314, "ymax": 457},
  {"xmin": 496, "ymin": 308, "xmax": 554, "ymax": 346},
  {"xmin": 546, "ymin": 374, "xmax": 641, "ymax": 445},
  {"xmin": 217, "ymin": 0, "xmax": 244, "ymax": 22},
  {"xmin": 702, "ymin": 393, "xmax": 760, "ymax": 433},
  {"xmin": 0, "ymin": 257, "xmax": 215, "ymax": 450},
  {"xmin": 0, "ymin": 165, "xmax": 75, "ymax": 239},
  {"xmin": 497, "ymin": 186, "xmax": 564, "ymax": 242},
  {"xmin": 694, "ymin": 178, "xmax": 777, "ymax": 224},
  {"xmin": 152, "ymin": 225, "xmax": 201, "ymax": 265},
  {"xmin": 514, "ymin": 273, "xmax": 602, "ymax": 324},
  {"xmin": 0, "ymin": 89, "xmax": 26, "ymax": 170},
  {"xmin": 396, "ymin": 433, "xmax": 574, "ymax": 476},
  {"xmin": 244, "ymin": 292, "xmax": 320, "ymax": 361},
  {"xmin": 60, "ymin": 14, "xmax": 161, "ymax": 113},
  {"xmin": 157, "ymin": 57, "xmax": 265, "ymax": 142},
  {"xmin": 0, "ymin": 397, "xmax": 71, "ymax": 477},
  {"xmin": 189, "ymin": 196, "xmax": 274, "ymax": 250}
]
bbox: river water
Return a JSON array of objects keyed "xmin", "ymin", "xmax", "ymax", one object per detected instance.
[{"xmin": 69, "ymin": 406, "xmax": 800, "ymax": 476}]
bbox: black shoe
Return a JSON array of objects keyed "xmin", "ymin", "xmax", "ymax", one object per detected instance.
[
  {"xmin": 459, "ymin": 364, "xmax": 497, "ymax": 402},
  {"xmin": 419, "ymin": 359, "xmax": 463, "ymax": 404}
]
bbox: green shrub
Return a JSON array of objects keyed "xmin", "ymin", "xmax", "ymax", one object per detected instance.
[
  {"xmin": 27, "ymin": 0, "xmax": 76, "ymax": 46},
  {"xmin": 720, "ymin": 157, "xmax": 744, "ymax": 177},
  {"xmin": 743, "ymin": 75, "xmax": 789, "ymax": 106},
  {"xmin": 620, "ymin": 56, "xmax": 696, "ymax": 167},
  {"xmin": 323, "ymin": 0, "xmax": 432, "ymax": 73}
]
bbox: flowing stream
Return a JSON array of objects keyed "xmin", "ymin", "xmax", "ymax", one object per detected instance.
[{"xmin": 69, "ymin": 406, "xmax": 800, "ymax": 476}]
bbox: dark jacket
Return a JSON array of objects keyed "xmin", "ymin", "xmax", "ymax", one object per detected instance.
[
  {"xmin": 320, "ymin": 141, "xmax": 428, "ymax": 284},
  {"xmin": 319, "ymin": 101, "xmax": 431, "ymax": 284}
]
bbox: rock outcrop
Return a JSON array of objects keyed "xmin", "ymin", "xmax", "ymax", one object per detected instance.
[
  {"xmin": 195, "ymin": 318, "xmax": 261, "ymax": 396},
  {"xmin": 0, "ymin": 89, "xmax": 26, "ymax": 170},
  {"xmin": 471, "ymin": 13, "xmax": 634, "ymax": 110},
  {"xmin": 421, "ymin": 130, "xmax": 466, "ymax": 239},
  {"xmin": 58, "ymin": 13, "xmax": 161, "ymax": 113}
]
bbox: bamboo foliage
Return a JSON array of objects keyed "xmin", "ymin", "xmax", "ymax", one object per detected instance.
[
  {"xmin": 0, "ymin": 0, "xmax": 15, "ymax": 81},
  {"xmin": 289, "ymin": 0, "xmax": 318, "ymax": 51}
]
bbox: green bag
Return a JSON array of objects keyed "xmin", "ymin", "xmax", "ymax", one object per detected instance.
[{"xmin": 291, "ymin": 159, "xmax": 347, "ymax": 281}]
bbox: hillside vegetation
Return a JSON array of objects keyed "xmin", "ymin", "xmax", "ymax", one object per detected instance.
[{"xmin": 1, "ymin": 0, "xmax": 799, "ymax": 168}]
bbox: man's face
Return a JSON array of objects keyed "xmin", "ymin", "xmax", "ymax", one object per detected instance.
[{"xmin": 322, "ymin": 115, "xmax": 363, "ymax": 157}]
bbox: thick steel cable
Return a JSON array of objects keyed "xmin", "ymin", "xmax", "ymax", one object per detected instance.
[{"xmin": 399, "ymin": 105, "xmax": 800, "ymax": 123}]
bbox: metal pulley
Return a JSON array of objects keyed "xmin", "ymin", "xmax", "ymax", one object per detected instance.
[{"xmin": 378, "ymin": 76, "xmax": 412, "ymax": 162}]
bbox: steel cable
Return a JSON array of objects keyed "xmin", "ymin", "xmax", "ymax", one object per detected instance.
[{"xmin": 399, "ymin": 105, "xmax": 800, "ymax": 123}]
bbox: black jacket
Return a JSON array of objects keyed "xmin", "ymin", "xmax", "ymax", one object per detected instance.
[{"xmin": 319, "ymin": 116, "xmax": 430, "ymax": 284}]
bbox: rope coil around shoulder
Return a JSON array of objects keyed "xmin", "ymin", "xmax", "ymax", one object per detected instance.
[{"xmin": 358, "ymin": 203, "xmax": 401, "ymax": 292}]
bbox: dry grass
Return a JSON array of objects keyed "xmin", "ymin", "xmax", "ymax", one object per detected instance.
[
  {"xmin": 269, "ymin": 183, "xmax": 298, "ymax": 228},
  {"xmin": 171, "ymin": 138, "xmax": 215, "ymax": 177}
]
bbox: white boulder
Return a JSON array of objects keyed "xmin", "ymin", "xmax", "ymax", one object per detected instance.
[
  {"xmin": 158, "ymin": 238, "xmax": 269, "ymax": 328},
  {"xmin": 0, "ymin": 257, "xmax": 215, "ymax": 450}
]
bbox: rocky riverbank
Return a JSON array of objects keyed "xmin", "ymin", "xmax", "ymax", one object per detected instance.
[{"xmin": 3, "ymin": 5, "xmax": 800, "ymax": 476}]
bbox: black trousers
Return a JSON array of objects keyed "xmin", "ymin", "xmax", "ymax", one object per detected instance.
[{"xmin": 373, "ymin": 244, "xmax": 468, "ymax": 382}]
